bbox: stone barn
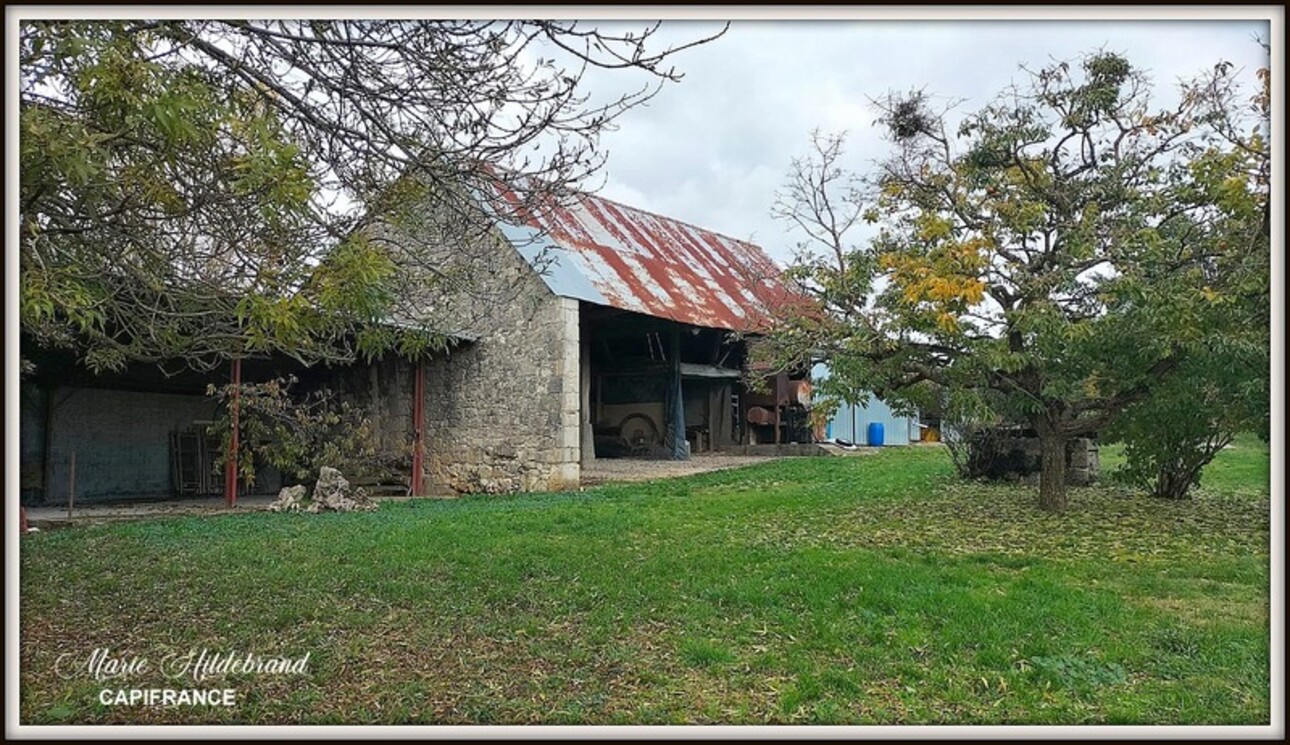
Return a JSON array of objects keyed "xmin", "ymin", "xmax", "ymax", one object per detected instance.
[
  {"xmin": 19, "ymin": 190, "xmax": 813, "ymax": 505},
  {"xmin": 407, "ymin": 188, "xmax": 812, "ymax": 494}
]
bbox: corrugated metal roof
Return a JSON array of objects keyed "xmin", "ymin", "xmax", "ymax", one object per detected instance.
[{"xmin": 496, "ymin": 190, "xmax": 793, "ymax": 332}]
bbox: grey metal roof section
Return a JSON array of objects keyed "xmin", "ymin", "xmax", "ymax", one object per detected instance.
[{"xmin": 496, "ymin": 219, "xmax": 609, "ymax": 306}]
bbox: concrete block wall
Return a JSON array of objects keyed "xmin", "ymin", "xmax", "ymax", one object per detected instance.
[
  {"xmin": 19, "ymin": 384, "xmax": 48, "ymax": 504},
  {"xmin": 42, "ymin": 387, "xmax": 220, "ymax": 503}
]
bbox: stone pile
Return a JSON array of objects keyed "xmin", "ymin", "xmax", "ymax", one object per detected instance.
[{"xmin": 267, "ymin": 466, "xmax": 379, "ymax": 513}]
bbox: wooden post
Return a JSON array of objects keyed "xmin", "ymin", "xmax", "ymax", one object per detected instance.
[
  {"xmin": 224, "ymin": 357, "xmax": 241, "ymax": 507},
  {"xmin": 738, "ymin": 391, "xmax": 747, "ymax": 446},
  {"xmin": 774, "ymin": 374, "xmax": 783, "ymax": 445},
  {"xmin": 706, "ymin": 385, "xmax": 718, "ymax": 453},
  {"xmin": 411, "ymin": 359, "xmax": 425, "ymax": 497},
  {"xmin": 717, "ymin": 383, "xmax": 732, "ymax": 450},
  {"xmin": 670, "ymin": 329, "xmax": 686, "ymax": 460}
]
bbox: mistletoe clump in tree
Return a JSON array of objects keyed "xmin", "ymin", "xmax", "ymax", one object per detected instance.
[{"xmin": 766, "ymin": 51, "xmax": 1269, "ymax": 512}]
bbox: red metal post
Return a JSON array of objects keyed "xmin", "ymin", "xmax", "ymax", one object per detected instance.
[
  {"xmin": 411, "ymin": 360, "xmax": 425, "ymax": 496},
  {"xmin": 224, "ymin": 358, "xmax": 241, "ymax": 507}
]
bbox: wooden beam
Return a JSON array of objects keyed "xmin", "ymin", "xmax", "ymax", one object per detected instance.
[
  {"xmin": 581, "ymin": 332, "xmax": 595, "ymax": 465},
  {"xmin": 594, "ymin": 373, "xmax": 603, "ymax": 427},
  {"xmin": 670, "ymin": 329, "xmax": 686, "ymax": 460}
]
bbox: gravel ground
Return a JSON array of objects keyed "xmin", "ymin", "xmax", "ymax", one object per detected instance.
[
  {"xmin": 26, "ymin": 455, "xmax": 791, "ymax": 528},
  {"xmin": 580, "ymin": 454, "xmax": 781, "ymax": 485}
]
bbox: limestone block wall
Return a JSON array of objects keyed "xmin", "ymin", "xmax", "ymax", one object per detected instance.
[
  {"xmin": 316, "ymin": 353, "xmax": 418, "ymax": 487},
  {"xmin": 365, "ymin": 196, "xmax": 584, "ymax": 494},
  {"xmin": 421, "ymin": 291, "xmax": 580, "ymax": 495}
]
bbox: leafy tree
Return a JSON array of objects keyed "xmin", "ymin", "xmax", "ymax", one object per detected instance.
[
  {"xmin": 1107, "ymin": 51, "xmax": 1271, "ymax": 500},
  {"xmin": 206, "ymin": 376, "xmax": 392, "ymax": 489},
  {"xmin": 764, "ymin": 51, "xmax": 1270, "ymax": 511},
  {"xmin": 19, "ymin": 19, "xmax": 722, "ymax": 373},
  {"xmin": 1109, "ymin": 352, "xmax": 1264, "ymax": 500}
]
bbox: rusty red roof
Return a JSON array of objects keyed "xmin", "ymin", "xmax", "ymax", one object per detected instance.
[{"xmin": 496, "ymin": 190, "xmax": 796, "ymax": 332}]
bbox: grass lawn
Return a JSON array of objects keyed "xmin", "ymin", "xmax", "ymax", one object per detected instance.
[{"xmin": 19, "ymin": 439, "xmax": 1271, "ymax": 725}]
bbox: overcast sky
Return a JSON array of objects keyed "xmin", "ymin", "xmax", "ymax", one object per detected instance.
[{"xmin": 576, "ymin": 19, "xmax": 1270, "ymax": 265}]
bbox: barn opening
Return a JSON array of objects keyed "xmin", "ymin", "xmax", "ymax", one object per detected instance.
[{"xmin": 579, "ymin": 303, "xmax": 813, "ymax": 461}]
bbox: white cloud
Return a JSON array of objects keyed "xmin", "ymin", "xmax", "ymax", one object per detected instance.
[{"xmin": 578, "ymin": 19, "xmax": 1270, "ymax": 265}]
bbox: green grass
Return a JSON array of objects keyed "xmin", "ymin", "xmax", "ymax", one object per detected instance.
[{"xmin": 20, "ymin": 440, "xmax": 1270, "ymax": 725}]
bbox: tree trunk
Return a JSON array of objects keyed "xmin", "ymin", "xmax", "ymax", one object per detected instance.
[
  {"xmin": 1153, "ymin": 467, "xmax": 1192, "ymax": 500},
  {"xmin": 1038, "ymin": 430, "xmax": 1068, "ymax": 512}
]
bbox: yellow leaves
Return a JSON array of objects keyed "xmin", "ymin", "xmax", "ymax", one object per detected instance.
[
  {"xmin": 915, "ymin": 213, "xmax": 953, "ymax": 242},
  {"xmin": 918, "ymin": 213, "xmax": 949, "ymax": 241},
  {"xmin": 1200, "ymin": 286, "xmax": 1222, "ymax": 304},
  {"xmin": 926, "ymin": 278, "xmax": 957, "ymax": 302},
  {"xmin": 880, "ymin": 216, "xmax": 996, "ymax": 332},
  {"xmin": 884, "ymin": 246, "xmax": 987, "ymax": 328}
]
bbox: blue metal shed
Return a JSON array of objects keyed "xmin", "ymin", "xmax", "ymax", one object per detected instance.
[{"xmin": 811, "ymin": 363, "xmax": 920, "ymax": 446}]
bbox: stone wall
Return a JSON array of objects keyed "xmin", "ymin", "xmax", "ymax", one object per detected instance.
[
  {"xmin": 1064, "ymin": 438, "xmax": 1100, "ymax": 486},
  {"xmin": 989, "ymin": 435, "xmax": 1101, "ymax": 486},
  {"xmin": 370, "ymin": 205, "xmax": 581, "ymax": 495},
  {"xmin": 420, "ymin": 286, "xmax": 580, "ymax": 495},
  {"xmin": 317, "ymin": 352, "xmax": 418, "ymax": 488}
]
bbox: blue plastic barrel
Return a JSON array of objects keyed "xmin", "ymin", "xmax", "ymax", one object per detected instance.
[{"xmin": 867, "ymin": 422, "xmax": 885, "ymax": 447}]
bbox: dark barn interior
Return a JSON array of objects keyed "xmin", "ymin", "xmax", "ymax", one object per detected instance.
[
  {"xmin": 18, "ymin": 337, "xmax": 427, "ymax": 507},
  {"xmin": 581, "ymin": 303, "xmax": 812, "ymax": 460}
]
